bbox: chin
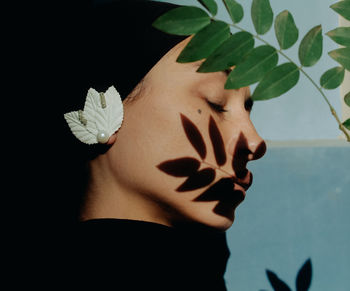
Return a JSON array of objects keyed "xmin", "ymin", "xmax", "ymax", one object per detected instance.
[
  {"xmin": 202, "ymin": 213, "xmax": 236, "ymax": 232},
  {"xmin": 179, "ymin": 201, "xmax": 238, "ymax": 232}
]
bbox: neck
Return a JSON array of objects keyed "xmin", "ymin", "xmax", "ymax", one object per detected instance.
[{"xmin": 80, "ymin": 155, "xmax": 177, "ymax": 227}]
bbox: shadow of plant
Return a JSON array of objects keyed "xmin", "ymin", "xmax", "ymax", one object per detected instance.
[
  {"xmin": 262, "ymin": 258, "xmax": 312, "ymax": 291},
  {"xmin": 157, "ymin": 113, "xmax": 241, "ymax": 188},
  {"xmin": 156, "ymin": 113, "xmax": 265, "ymax": 215}
]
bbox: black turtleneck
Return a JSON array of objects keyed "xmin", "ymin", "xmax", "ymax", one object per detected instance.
[{"xmin": 68, "ymin": 218, "xmax": 230, "ymax": 290}]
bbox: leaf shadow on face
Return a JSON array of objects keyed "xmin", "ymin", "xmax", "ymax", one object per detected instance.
[
  {"xmin": 176, "ymin": 168, "xmax": 216, "ymax": 192},
  {"xmin": 157, "ymin": 157, "xmax": 216, "ymax": 190},
  {"xmin": 209, "ymin": 115, "xmax": 227, "ymax": 166},
  {"xmin": 180, "ymin": 113, "xmax": 207, "ymax": 160},
  {"xmin": 232, "ymin": 132, "xmax": 249, "ymax": 178},
  {"xmin": 157, "ymin": 113, "xmax": 265, "ymax": 218},
  {"xmin": 158, "ymin": 113, "xmax": 225, "ymax": 193},
  {"xmin": 157, "ymin": 157, "xmax": 201, "ymax": 177},
  {"xmin": 232, "ymin": 132, "xmax": 266, "ymax": 178},
  {"xmin": 194, "ymin": 177, "xmax": 245, "ymax": 217},
  {"xmin": 181, "ymin": 112, "xmax": 230, "ymax": 168}
]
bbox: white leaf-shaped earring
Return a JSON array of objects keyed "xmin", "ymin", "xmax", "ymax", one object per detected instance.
[{"xmin": 64, "ymin": 86, "xmax": 124, "ymax": 144}]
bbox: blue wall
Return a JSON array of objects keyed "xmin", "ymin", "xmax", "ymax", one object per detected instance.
[{"xmin": 225, "ymin": 144, "xmax": 350, "ymax": 290}]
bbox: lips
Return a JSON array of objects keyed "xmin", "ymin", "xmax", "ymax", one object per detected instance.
[
  {"xmin": 233, "ymin": 171, "xmax": 253, "ymax": 191},
  {"xmin": 193, "ymin": 171, "xmax": 253, "ymax": 206}
]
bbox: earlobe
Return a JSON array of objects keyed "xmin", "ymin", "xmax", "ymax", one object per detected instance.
[{"xmin": 107, "ymin": 133, "xmax": 117, "ymax": 145}]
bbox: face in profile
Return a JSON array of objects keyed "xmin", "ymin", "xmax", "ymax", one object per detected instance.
[{"xmin": 88, "ymin": 36, "xmax": 267, "ymax": 231}]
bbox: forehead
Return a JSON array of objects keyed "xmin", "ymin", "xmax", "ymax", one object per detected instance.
[{"xmin": 166, "ymin": 37, "xmax": 252, "ymax": 99}]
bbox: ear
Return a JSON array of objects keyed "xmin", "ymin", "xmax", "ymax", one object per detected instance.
[{"xmin": 106, "ymin": 133, "xmax": 117, "ymax": 145}]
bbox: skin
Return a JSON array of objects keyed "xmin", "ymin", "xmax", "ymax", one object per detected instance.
[{"xmin": 80, "ymin": 36, "xmax": 267, "ymax": 232}]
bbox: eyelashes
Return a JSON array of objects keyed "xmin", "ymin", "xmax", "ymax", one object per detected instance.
[
  {"xmin": 206, "ymin": 100, "xmax": 228, "ymax": 113},
  {"xmin": 206, "ymin": 98, "xmax": 254, "ymax": 113},
  {"xmin": 244, "ymin": 98, "xmax": 254, "ymax": 112}
]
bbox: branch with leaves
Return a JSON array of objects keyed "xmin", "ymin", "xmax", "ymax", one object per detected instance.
[{"xmin": 152, "ymin": 0, "xmax": 350, "ymax": 141}]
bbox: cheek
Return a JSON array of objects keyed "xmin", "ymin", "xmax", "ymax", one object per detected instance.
[
  {"xmin": 112, "ymin": 94, "xmax": 199, "ymax": 189},
  {"xmin": 135, "ymin": 90, "xmax": 204, "ymax": 156},
  {"xmin": 114, "ymin": 96, "xmax": 237, "ymax": 229}
]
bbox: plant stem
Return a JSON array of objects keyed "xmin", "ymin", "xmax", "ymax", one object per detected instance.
[{"xmin": 213, "ymin": 18, "xmax": 350, "ymax": 142}]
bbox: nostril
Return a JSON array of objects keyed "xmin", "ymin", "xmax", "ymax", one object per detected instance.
[
  {"xmin": 252, "ymin": 141, "xmax": 267, "ymax": 160},
  {"xmin": 239, "ymin": 148, "xmax": 252, "ymax": 156},
  {"xmin": 231, "ymin": 133, "xmax": 266, "ymax": 177}
]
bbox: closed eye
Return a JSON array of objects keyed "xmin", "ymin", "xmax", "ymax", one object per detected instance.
[{"xmin": 207, "ymin": 100, "xmax": 228, "ymax": 113}]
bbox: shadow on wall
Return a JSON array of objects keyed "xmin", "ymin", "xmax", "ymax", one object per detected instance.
[{"xmin": 261, "ymin": 258, "xmax": 312, "ymax": 291}]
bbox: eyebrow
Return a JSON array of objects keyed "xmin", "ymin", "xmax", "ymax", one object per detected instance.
[{"xmin": 192, "ymin": 62, "xmax": 254, "ymax": 109}]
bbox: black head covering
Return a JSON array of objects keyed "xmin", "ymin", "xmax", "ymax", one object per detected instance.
[
  {"xmin": 48, "ymin": 0, "xmax": 188, "ymax": 225},
  {"xmin": 58, "ymin": 0, "xmax": 189, "ymax": 157},
  {"xmin": 63, "ymin": 0, "xmax": 188, "ymax": 105}
]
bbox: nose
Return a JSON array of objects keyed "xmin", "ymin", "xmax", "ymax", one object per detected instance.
[
  {"xmin": 244, "ymin": 122, "xmax": 266, "ymax": 161},
  {"xmin": 227, "ymin": 122, "xmax": 266, "ymax": 179},
  {"xmin": 228, "ymin": 121, "xmax": 267, "ymax": 162}
]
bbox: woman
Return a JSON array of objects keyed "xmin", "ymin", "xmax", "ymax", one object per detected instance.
[{"xmin": 59, "ymin": 0, "xmax": 266, "ymax": 289}]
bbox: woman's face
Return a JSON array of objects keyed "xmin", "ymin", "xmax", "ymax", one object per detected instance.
[{"xmin": 107, "ymin": 36, "xmax": 266, "ymax": 231}]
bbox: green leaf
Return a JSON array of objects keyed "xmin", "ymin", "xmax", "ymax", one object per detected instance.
[
  {"xmin": 330, "ymin": 1, "xmax": 350, "ymax": 21},
  {"xmin": 343, "ymin": 118, "xmax": 350, "ymax": 130},
  {"xmin": 152, "ymin": 6, "xmax": 211, "ymax": 36},
  {"xmin": 274, "ymin": 10, "xmax": 299, "ymax": 50},
  {"xmin": 329, "ymin": 47, "xmax": 350, "ymax": 71},
  {"xmin": 223, "ymin": 0, "xmax": 244, "ymax": 23},
  {"xmin": 345, "ymin": 92, "xmax": 350, "ymax": 107},
  {"xmin": 177, "ymin": 21, "xmax": 231, "ymax": 63},
  {"xmin": 320, "ymin": 66, "xmax": 345, "ymax": 89},
  {"xmin": 299, "ymin": 25, "xmax": 323, "ymax": 67},
  {"xmin": 251, "ymin": 0, "xmax": 274, "ymax": 35},
  {"xmin": 198, "ymin": 0, "xmax": 218, "ymax": 16},
  {"xmin": 252, "ymin": 63, "xmax": 300, "ymax": 100},
  {"xmin": 326, "ymin": 27, "xmax": 350, "ymax": 47},
  {"xmin": 197, "ymin": 32, "xmax": 254, "ymax": 72},
  {"xmin": 225, "ymin": 45, "xmax": 278, "ymax": 89}
]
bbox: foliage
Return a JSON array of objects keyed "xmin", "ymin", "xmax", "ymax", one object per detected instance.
[{"xmin": 152, "ymin": 0, "xmax": 350, "ymax": 141}]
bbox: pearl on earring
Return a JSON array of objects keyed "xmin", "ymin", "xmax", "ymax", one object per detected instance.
[{"xmin": 97, "ymin": 130, "xmax": 109, "ymax": 144}]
